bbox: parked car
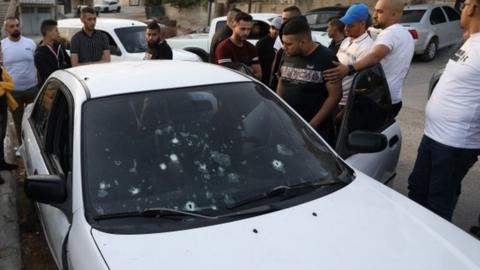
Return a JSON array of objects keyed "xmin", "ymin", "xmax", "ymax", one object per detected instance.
[
  {"xmin": 396, "ymin": 4, "xmax": 462, "ymax": 61},
  {"xmin": 94, "ymin": 0, "xmax": 121, "ymax": 13},
  {"xmin": 19, "ymin": 60, "xmax": 480, "ymax": 270},
  {"xmin": 305, "ymin": 6, "xmax": 349, "ymax": 31},
  {"xmin": 57, "ymin": 18, "xmax": 202, "ymax": 62},
  {"xmin": 167, "ymin": 13, "xmax": 331, "ymax": 61}
]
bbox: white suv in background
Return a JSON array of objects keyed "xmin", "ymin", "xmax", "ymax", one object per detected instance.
[
  {"xmin": 94, "ymin": 0, "xmax": 121, "ymax": 13},
  {"xmin": 58, "ymin": 18, "xmax": 202, "ymax": 62}
]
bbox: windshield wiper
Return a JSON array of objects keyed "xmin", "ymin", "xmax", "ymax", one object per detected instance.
[
  {"xmin": 226, "ymin": 180, "xmax": 346, "ymax": 210},
  {"xmin": 93, "ymin": 207, "xmax": 217, "ymax": 221}
]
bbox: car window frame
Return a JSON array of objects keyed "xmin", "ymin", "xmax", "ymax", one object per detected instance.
[
  {"xmin": 28, "ymin": 78, "xmax": 75, "ymax": 221},
  {"xmin": 442, "ymin": 6, "xmax": 460, "ymax": 22},
  {"xmin": 430, "ymin": 7, "xmax": 447, "ymax": 25}
]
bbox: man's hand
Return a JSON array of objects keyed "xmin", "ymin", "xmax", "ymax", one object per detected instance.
[{"xmin": 323, "ymin": 61, "xmax": 348, "ymax": 82}]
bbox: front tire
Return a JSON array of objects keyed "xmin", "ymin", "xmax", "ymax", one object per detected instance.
[{"xmin": 421, "ymin": 39, "xmax": 438, "ymax": 61}]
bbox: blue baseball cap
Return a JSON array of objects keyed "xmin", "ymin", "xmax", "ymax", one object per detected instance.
[{"xmin": 340, "ymin": 4, "xmax": 370, "ymax": 25}]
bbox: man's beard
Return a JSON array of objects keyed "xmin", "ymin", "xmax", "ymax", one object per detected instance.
[
  {"xmin": 11, "ymin": 31, "xmax": 21, "ymax": 38},
  {"xmin": 372, "ymin": 21, "xmax": 383, "ymax": 29},
  {"xmin": 147, "ymin": 40, "xmax": 158, "ymax": 47}
]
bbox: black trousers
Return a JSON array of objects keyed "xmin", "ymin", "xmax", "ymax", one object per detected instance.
[{"xmin": 0, "ymin": 95, "xmax": 7, "ymax": 162}]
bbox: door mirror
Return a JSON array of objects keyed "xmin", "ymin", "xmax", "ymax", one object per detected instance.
[
  {"xmin": 24, "ymin": 175, "xmax": 66, "ymax": 204},
  {"xmin": 347, "ymin": 131, "xmax": 387, "ymax": 153}
]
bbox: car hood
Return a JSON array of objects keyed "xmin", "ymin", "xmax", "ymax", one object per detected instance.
[
  {"xmin": 91, "ymin": 173, "xmax": 480, "ymax": 270},
  {"xmin": 121, "ymin": 49, "xmax": 202, "ymax": 62}
]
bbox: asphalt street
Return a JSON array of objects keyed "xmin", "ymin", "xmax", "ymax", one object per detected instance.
[{"xmin": 393, "ymin": 47, "xmax": 480, "ymax": 232}]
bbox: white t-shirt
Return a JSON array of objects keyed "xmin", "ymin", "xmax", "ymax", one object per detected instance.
[
  {"xmin": 373, "ymin": 24, "xmax": 414, "ymax": 104},
  {"xmin": 424, "ymin": 33, "xmax": 480, "ymax": 149},
  {"xmin": 336, "ymin": 32, "xmax": 373, "ymax": 105},
  {"xmin": 1, "ymin": 36, "xmax": 37, "ymax": 91}
]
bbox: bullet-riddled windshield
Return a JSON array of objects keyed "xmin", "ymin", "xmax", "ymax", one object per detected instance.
[{"xmin": 82, "ymin": 82, "xmax": 352, "ymax": 230}]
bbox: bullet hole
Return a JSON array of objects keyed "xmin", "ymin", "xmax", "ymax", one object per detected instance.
[
  {"xmin": 253, "ymin": 229, "xmax": 258, "ymax": 234},
  {"xmin": 312, "ymin": 212, "xmax": 318, "ymax": 217}
]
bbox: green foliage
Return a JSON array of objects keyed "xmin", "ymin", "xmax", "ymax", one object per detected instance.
[
  {"xmin": 144, "ymin": 0, "xmax": 163, "ymax": 6},
  {"xmin": 163, "ymin": 0, "xmax": 208, "ymax": 9}
]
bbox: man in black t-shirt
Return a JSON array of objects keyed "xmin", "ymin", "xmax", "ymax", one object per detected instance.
[
  {"xmin": 256, "ymin": 16, "xmax": 282, "ymax": 86},
  {"xmin": 277, "ymin": 18, "xmax": 342, "ymax": 144},
  {"xmin": 144, "ymin": 21, "xmax": 172, "ymax": 60}
]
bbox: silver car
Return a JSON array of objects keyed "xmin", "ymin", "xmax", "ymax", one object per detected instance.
[{"xmin": 400, "ymin": 4, "xmax": 463, "ymax": 61}]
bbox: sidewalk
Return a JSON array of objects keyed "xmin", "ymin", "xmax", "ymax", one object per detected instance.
[{"xmin": 0, "ymin": 116, "xmax": 22, "ymax": 270}]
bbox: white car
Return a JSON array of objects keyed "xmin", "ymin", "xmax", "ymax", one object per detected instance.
[
  {"xmin": 20, "ymin": 61, "xmax": 480, "ymax": 270},
  {"xmin": 58, "ymin": 18, "xmax": 202, "ymax": 62},
  {"xmin": 369, "ymin": 4, "xmax": 463, "ymax": 61},
  {"xmin": 94, "ymin": 0, "xmax": 121, "ymax": 13}
]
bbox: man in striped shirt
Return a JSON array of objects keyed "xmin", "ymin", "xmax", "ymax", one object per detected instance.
[{"xmin": 70, "ymin": 7, "xmax": 110, "ymax": 66}]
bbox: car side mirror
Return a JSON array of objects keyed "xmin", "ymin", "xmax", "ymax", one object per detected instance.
[
  {"xmin": 347, "ymin": 131, "xmax": 387, "ymax": 153},
  {"xmin": 24, "ymin": 175, "xmax": 66, "ymax": 204}
]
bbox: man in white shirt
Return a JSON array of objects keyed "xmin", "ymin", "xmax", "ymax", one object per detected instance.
[
  {"xmin": 1, "ymin": 16, "xmax": 37, "ymax": 146},
  {"xmin": 407, "ymin": 0, "xmax": 480, "ymax": 221},
  {"xmin": 324, "ymin": 0, "xmax": 414, "ymax": 117},
  {"xmin": 335, "ymin": 4, "xmax": 374, "ymax": 121}
]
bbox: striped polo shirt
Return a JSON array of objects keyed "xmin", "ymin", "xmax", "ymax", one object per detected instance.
[
  {"xmin": 336, "ymin": 32, "xmax": 373, "ymax": 105},
  {"xmin": 70, "ymin": 29, "xmax": 110, "ymax": 64}
]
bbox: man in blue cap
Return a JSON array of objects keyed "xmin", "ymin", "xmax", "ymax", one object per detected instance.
[
  {"xmin": 324, "ymin": 0, "xmax": 414, "ymax": 118},
  {"xmin": 334, "ymin": 3, "xmax": 374, "ymax": 122}
]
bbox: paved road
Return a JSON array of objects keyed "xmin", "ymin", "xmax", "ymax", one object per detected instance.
[{"xmin": 393, "ymin": 47, "xmax": 480, "ymax": 232}]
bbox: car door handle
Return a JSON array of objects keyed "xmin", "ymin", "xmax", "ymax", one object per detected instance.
[{"xmin": 389, "ymin": 135, "xmax": 399, "ymax": 148}]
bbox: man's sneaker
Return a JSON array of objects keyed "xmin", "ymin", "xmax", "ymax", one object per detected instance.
[{"xmin": 0, "ymin": 162, "xmax": 18, "ymax": 171}]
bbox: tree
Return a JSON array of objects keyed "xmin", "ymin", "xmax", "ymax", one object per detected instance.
[{"xmin": 163, "ymin": 0, "xmax": 208, "ymax": 9}]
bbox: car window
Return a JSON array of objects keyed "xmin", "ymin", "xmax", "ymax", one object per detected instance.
[
  {"xmin": 336, "ymin": 65, "xmax": 393, "ymax": 157},
  {"xmin": 114, "ymin": 26, "xmax": 147, "ymax": 53},
  {"xmin": 82, "ymin": 82, "xmax": 352, "ymax": 227},
  {"xmin": 430, "ymin": 7, "xmax": 447, "ymax": 25},
  {"xmin": 45, "ymin": 90, "xmax": 73, "ymax": 174},
  {"xmin": 400, "ymin": 9, "xmax": 426, "ymax": 23},
  {"xmin": 249, "ymin": 20, "xmax": 270, "ymax": 40},
  {"xmin": 213, "ymin": 20, "xmax": 226, "ymax": 34},
  {"xmin": 58, "ymin": 27, "xmax": 81, "ymax": 50},
  {"xmin": 442, "ymin": 6, "xmax": 460, "ymax": 21},
  {"xmin": 30, "ymin": 80, "xmax": 60, "ymax": 141},
  {"xmin": 99, "ymin": 30, "xmax": 121, "ymax": 56}
]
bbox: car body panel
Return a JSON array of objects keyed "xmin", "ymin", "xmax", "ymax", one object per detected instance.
[
  {"xmin": 91, "ymin": 174, "xmax": 480, "ymax": 270},
  {"xmin": 345, "ymin": 122, "xmax": 401, "ymax": 184}
]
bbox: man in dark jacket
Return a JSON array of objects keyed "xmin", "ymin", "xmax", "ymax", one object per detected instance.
[
  {"xmin": 144, "ymin": 21, "xmax": 173, "ymax": 60},
  {"xmin": 256, "ymin": 16, "xmax": 282, "ymax": 86},
  {"xmin": 34, "ymin": 19, "xmax": 71, "ymax": 88}
]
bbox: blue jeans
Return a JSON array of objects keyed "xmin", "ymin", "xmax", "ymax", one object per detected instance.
[{"xmin": 408, "ymin": 135, "xmax": 480, "ymax": 221}]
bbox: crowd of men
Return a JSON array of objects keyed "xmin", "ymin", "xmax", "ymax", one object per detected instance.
[{"xmin": 0, "ymin": 0, "xmax": 478, "ymax": 231}]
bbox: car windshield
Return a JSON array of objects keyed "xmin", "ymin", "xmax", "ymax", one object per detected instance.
[
  {"xmin": 82, "ymin": 82, "xmax": 352, "ymax": 223},
  {"xmin": 114, "ymin": 26, "xmax": 147, "ymax": 53},
  {"xmin": 400, "ymin": 9, "xmax": 426, "ymax": 23}
]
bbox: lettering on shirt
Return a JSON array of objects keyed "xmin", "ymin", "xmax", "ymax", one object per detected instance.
[
  {"xmin": 281, "ymin": 65, "xmax": 324, "ymax": 84},
  {"xmin": 451, "ymin": 49, "xmax": 469, "ymax": 63}
]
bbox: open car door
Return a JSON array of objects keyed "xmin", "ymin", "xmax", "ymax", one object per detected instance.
[{"xmin": 335, "ymin": 64, "xmax": 401, "ymax": 185}]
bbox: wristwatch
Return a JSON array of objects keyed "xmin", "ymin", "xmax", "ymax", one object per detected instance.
[{"xmin": 347, "ymin": 64, "xmax": 356, "ymax": 76}]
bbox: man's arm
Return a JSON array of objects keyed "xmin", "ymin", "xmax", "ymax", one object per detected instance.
[
  {"xmin": 101, "ymin": 50, "xmax": 111, "ymax": 63},
  {"xmin": 276, "ymin": 77, "xmax": 284, "ymax": 97},
  {"xmin": 71, "ymin": 53, "xmax": 80, "ymax": 66},
  {"xmin": 309, "ymin": 80, "xmax": 342, "ymax": 128},
  {"xmin": 250, "ymin": 63, "xmax": 262, "ymax": 79},
  {"xmin": 323, "ymin": 44, "xmax": 390, "ymax": 82}
]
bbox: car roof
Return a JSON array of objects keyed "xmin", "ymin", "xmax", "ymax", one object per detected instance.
[
  {"xmin": 63, "ymin": 61, "xmax": 251, "ymax": 99},
  {"xmin": 58, "ymin": 18, "xmax": 146, "ymax": 29},
  {"xmin": 213, "ymin": 13, "xmax": 279, "ymax": 22},
  {"xmin": 404, "ymin": 4, "xmax": 442, "ymax": 10}
]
